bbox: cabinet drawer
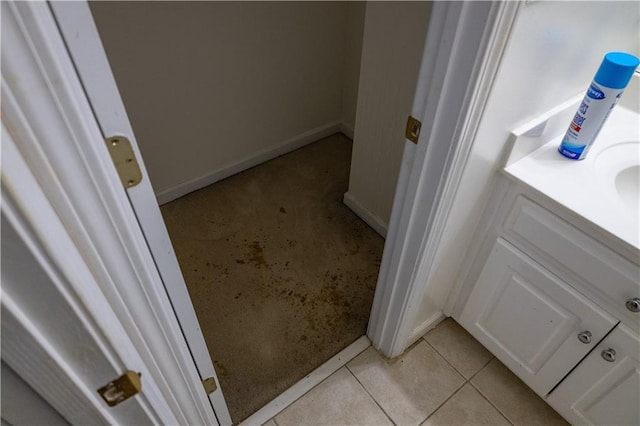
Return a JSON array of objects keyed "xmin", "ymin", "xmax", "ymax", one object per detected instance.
[
  {"xmin": 459, "ymin": 239, "xmax": 617, "ymax": 396},
  {"xmin": 504, "ymin": 196, "xmax": 640, "ymax": 327}
]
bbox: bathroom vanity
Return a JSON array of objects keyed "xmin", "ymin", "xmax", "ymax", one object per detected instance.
[{"xmin": 454, "ymin": 98, "xmax": 640, "ymax": 424}]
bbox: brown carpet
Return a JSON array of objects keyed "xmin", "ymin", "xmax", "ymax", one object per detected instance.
[{"xmin": 160, "ymin": 133, "xmax": 384, "ymax": 422}]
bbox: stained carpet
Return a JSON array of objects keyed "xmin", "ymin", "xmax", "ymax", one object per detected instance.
[{"xmin": 160, "ymin": 133, "xmax": 384, "ymax": 422}]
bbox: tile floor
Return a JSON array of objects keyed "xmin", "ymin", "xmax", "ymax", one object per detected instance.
[{"xmin": 262, "ymin": 319, "xmax": 568, "ymax": 426}]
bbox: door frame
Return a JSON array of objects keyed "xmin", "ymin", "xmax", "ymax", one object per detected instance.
[
  {"xmin": 1, "ymin": 0, "xmax": 522, "ymax": 422},
  {"xmin": 368, "ymin": 0, "xmax": 521, "ymax": 357}
]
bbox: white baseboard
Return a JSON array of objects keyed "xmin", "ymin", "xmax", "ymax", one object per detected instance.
[
  {"xmin": 239, "ymin": 336, "xmax": 371, "ymax": 426},
  {"xmin": 156, "ymin": 121, "xmax": 343, "ymax": 205},
  {"xmin": 339, "ymin": 122, "xmax": 354, "ymax": 140},
  {"xmin": 407, "ymin": 311, "xmax": 446, "ymax": 345},
  {"xmin": 343, "ymin": 192, "xmax": 388, "ymax": 238}
]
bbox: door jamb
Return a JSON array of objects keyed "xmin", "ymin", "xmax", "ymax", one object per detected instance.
[{"xmin": 367, "ymin": 0, "xmax": 522, "ymax": 357}]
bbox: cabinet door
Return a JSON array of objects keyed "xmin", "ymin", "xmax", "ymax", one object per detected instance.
[
  {"xmin": 547, "ymin": 324, "xmax": 640, "ymax": 426},
  {"xmin": 459, "ymin": 239, "xmax": 617, "ymax": 396}
]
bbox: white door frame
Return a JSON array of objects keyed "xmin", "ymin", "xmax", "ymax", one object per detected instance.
[
  {"xmin": 368, "ymin": 0, "xmax": 521, "ymax": 357},
  {"xmin": 2, "ymin": 1, "xmax": 219, "ymax": 424}
]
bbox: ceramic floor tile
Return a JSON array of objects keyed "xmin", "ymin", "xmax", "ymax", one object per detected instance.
[
  {"xmin": 421, "ymin": 383, "xmax": 510, "ymax": 426},
  {"xmin": 347, "ymin": 342, "xmax": 465, "ymax": 426},
  {"xmin": 423, "ymin": 318, "xmax": 493, "ymax": 379},
  {"xmin": 274, "ymin": 367, "xmax": 392, "ymax": 426},
  {"xmin": 471, "ymin": 359, "xmax": 568, "ymax": 425}
]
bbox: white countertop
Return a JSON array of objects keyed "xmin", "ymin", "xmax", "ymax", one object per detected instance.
[{"xmin": 505, "ymin": 105, "xmax": 640, "ymax": 251}]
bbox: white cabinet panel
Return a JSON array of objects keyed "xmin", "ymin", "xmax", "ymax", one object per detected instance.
[
  {"xmin": 548, "ymin": 324, "xmax": 640, "ymax": 426},
  {"xmin": 503, "ymin": 196, "xmax": 640, "ymax": 327},
  {"xmin": 459, "ymin": 239, "xmax": 617, "ymax": 396}
]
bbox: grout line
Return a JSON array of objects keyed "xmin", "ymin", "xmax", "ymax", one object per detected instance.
[
  {"xmin": 420, "ymin": 382, "xmax": 468, "ymax": 425},
  {"xmin": 412, "ymin": 340, "xmax": 467, "ymax": 425},
  {"xmin": 346, "ymin": 339, "xmax": 470, "ymax": 426},
  {"xmin": 466, "ymin": 355, "xmax": 495, "ymax": 382},
  {"xmin": 420, "ymin": 336, "xmax": 504, "ymax": 425},
  {"xmin": 345, "ymin": 363, "xmax": 398, "ymax": 426},
  {"xmin": 422, "ymin": 337, "xmax": 471, "ymax": 381},
  {"xmin": 469, "ymin": 380, "xmax": 515, "ymax": 426},
  {"xmin": 467, "ymin": 359, "xmax": 515, "ymax": 426}
]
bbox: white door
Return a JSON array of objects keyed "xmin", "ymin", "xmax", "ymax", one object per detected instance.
[
  {"xmin": 48, "ymin": 2, "xmax": 232, "ymax": 424},
  {"xmin": 547, "ymin": 324, "xmax": 640, "ymax": 425},
  {"xmin": 2, "ymin": 2, "xmax": 209, "ymax": 421}
]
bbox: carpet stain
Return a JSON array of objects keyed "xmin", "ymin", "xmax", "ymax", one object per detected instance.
[{"xmin": 247, "ymin": 241, "xmax": 267, "ymax": 268}]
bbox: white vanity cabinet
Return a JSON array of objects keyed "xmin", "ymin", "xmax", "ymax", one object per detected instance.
[
  {"xmin": 457, "ymin": 188, "xmax": 640, "ymax": 425},
  {"xmin": 547, "ymin": 323, "xmax": 640, "ymax": 425},
  {"xmin": 459, "ymin": 239, "xmax": 617, "ymax": 396}
]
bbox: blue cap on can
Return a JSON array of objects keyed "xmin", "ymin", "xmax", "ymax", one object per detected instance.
[{"xmin": 593, "ymin": 52, "xmax": 640, "ymax": 89}]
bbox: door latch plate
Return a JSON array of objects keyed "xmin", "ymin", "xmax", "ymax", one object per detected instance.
[
  {"xmin": 97, "ymin": 370, "xmax": 142, "ymax": 407},
  {"xmin": 405, "ymin": 116, "xmax": 422, "ymax": 144}
]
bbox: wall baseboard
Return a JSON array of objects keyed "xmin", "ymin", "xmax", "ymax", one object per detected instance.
[
  {"xmin": 156, "ymin": 121, "xmax": 343, "ymax": 205},
  {"xmin": 339, "ymin": 122, "xmax": 354, "ymax": 140},
  {"xmin": 343, "ymin": 192, "xmax": 388, "ymax": 238}
]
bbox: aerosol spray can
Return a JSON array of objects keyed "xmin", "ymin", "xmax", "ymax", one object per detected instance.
[{"xmin": 558, "ymin": 52, "xmax": 639, "ymax": 160}]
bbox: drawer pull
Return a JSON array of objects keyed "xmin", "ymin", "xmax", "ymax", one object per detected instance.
[
  {"xmin": 601, "ymin": 348, "xmax": 616, "ymax": 362},
  {"xmin": 625, "ymin": 297, "xmax": 640, "ymax": 312},
  {"xmin": 577, "ymin": 331, "xmax": 592, "ymax": 344}
]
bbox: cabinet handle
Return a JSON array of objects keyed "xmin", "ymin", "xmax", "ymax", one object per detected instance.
[
  {"xmin": 577, "ymin": 331, "xmax": 592, "ymax": 344},
  {"xmin": 625, "ymin": 297, "xmax": 640, "ymax": 313},
  {"xmin": 601, "ymin": 348, "xmax": 616, "ymax": 362}
]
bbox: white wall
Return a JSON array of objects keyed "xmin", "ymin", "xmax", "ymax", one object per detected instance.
[
  {"xmin": 89, "ymin": 2, "xmax": 365, "ymax": 200},
  {"xmin": 341, "ymin": 2, "xmax": 366, "ymax": 135},
  {"xmin": 412, "ymin": 1, "xmax": 640, "ymax": 335},
  {"xmin": 345, "ymin": 1, "xmax": 432, "ymax": 234}
]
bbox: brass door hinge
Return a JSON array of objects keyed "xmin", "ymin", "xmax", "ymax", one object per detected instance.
[
  {"xmin": 405, "ymin": 116, "xmax": 422, "ymax": 144},
  {"xmin": 202, "ymin": 377, "xmax": 218, "ymax": 395},
  {"xmin": 97, "ymin": 371, "xmax": 142, "ymax": 407},
  {"xmin": 105, "ymin": 136, "xmax": 142, "ymax": 188}
]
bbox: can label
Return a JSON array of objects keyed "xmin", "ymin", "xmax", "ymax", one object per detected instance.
[{"xmin": 558, "ymin": 82, "xmax": 623, "ymax": 160}]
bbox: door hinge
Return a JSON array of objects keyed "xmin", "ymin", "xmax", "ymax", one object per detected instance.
[
  {"xmin": 105, "ymin": 136, "xmax": 142, "ymax": 188},
  {"xmin": 97, "ymin": 370, "xmax": 142, "ymax": 407},
  {"xmin": 202, "ymin": 377, "xmax": 218, "ymax": 395},
  {"xmin": 405, "ymin": 116, "xmax": 422, "ymax": 144}
]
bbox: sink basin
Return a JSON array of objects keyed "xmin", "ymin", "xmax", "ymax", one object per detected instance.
[
  {"xmin": 595, "ymin": 141, "xmax": 640, "ymax": 216},
  {"xmin": 617, "ymin": 165, "xmax": 640, "ymax": 212}
]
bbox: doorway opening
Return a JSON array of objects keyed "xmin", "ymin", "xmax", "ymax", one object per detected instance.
[
  {"xmin": 88, "ymin": 1, "xmax": 431, "ymax": 421},
  {"xmin": 160, "ymin": 134, "xmax": 382, "ymax": 420}
]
